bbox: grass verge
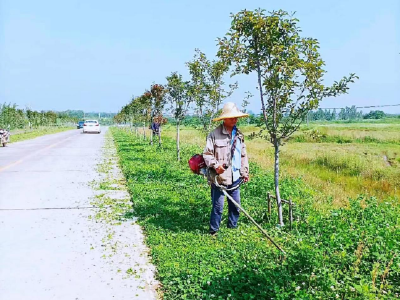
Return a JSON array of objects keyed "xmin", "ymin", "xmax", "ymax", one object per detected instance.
[{"xmin": 10, "ymin": 126, "xmax": 74, "ymax": 143}]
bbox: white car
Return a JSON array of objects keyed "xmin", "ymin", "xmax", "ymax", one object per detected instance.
[{"xmin": 83, "ymin": 120, "xmax": 101, "ymax": 134}]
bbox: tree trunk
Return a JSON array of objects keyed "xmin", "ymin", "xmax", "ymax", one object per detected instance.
[
  {"xmin": 143, "ymin": 122, "xmax": 146, "ymax": 140},
  {"xmin": 176, "ymin": 122, "xmax": 180, "ymax": 161},
  {"xmin": 274, "ymin": 138, "xmax": 284, "ymax": 226},
  {"xmin": 257, "ymin": 66, "xmax": 265, "ymax": 114},
  {"xmin": 254, "ymin": 43, "xmax": 267, "ymax": 123},
  {"xmin": 158, "ymin": 128, "xmax": 162, "ymax": 147},
  {"xmin": 202, "ymin": 117, "xmax": 208, "ymax": 132}
]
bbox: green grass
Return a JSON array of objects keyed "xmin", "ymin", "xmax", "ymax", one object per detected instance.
[
  {"xmin": 10, "ymin": 126, "xmax": 74, "ymax": 143},
  {"xmin": 111, "ymin": 128, "xmax": 400, "ymax": 299}
]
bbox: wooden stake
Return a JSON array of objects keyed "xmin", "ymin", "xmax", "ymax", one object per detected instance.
[
  {"xmin": 222, "ymin": 190, "xmax": 285, "ymax": 254},
  {"xmin": 289, "ymin": 199, "xmax": 293, "ymax": 230}
]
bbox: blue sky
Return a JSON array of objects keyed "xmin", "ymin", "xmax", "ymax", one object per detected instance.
[{"xmin": 0, "ymin": 0, "xmax": 399, "ymax": 114}]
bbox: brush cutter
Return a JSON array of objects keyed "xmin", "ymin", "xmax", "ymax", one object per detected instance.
[{"xmin": 213, "ymin": 175, "xmax": 286, "ymax": 254}]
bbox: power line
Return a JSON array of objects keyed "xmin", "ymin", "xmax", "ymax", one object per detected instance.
[{"xmin": 319, "ymin": 104, "xmax": 400, "ymax": 110}]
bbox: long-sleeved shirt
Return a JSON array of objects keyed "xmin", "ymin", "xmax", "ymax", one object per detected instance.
[
  {"xmin": 151, "ymin": 122, "xmax": 160, "ymax": 133},
  {"xmin": 203, "ymin": 124, "xmax": 249, "ymax": 186}
]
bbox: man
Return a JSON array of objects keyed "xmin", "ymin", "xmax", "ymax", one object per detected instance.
[
  {"xmin": 151, "ymin": 120, "xmax": 160, "ymax": 135},
  {"xmin": 203, "ymin": 102, "xmax": 250, "ymax": 235},
  {"xmin": 151, "ymin": 120, "xmax": 161, "ymax": 145}
]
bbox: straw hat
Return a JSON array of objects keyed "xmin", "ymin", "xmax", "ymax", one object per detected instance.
[{"xmin": 213, "ymin": 102, "xmax": 249, "ymax": 121}]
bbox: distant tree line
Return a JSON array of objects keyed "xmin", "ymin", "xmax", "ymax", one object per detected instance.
[
  {"xmin": 0, "ymin": 104, "xmax": 117, "ymax": 130},
  {"xmin": 118, "ymin": 105, "xmax": 394, "ymax": 129},
  {"xmin": 308, "ymin": 106, "xmax": 390, "ymax": 121},
  {"xmin": 162, "ymin": 107, "xmax": 393, "ymax": 126},
  {"xmin": 0, "ymin": 103, "xmax": 79, "ymax": 130},
  {"xmin": 81, "ymin": 112, "xmax": 116, "ymax": 125}
]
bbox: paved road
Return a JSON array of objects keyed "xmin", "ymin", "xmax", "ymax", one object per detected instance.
[{"xmin": 0, "ymin": 128, "xmax": 157, "ymax": 300}]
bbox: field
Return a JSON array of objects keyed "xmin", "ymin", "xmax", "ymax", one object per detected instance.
[
  {"xmin": 111, "ymin": 119, "xmax": 400, "ymax": 299},
  {"xmin": 161, "ymin": 119, "xmax": 400, "ymax": 210}
]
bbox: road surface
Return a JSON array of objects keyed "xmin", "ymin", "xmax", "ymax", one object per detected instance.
[{"xmin": 0, "ymin": 128, "xmax": 158, "ymax": 300}]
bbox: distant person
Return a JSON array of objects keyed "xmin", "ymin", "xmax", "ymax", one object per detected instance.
[
  {"xmin": 203, "ymin": 102, "xmax": 249, "ymax": 236},
  {"xmin": 151, "ymin": 120, "xmax": 161, "ymax": 145},
  {"xmin": 151, "ymin": 120, "xmax": 160, "ymax": 135}
]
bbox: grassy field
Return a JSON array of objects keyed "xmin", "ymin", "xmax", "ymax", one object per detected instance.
[
  {"xmin": 159, "ymin": 118, "xmax": 400, "ymax": 209},
  {"xmin": 9, "ymin": 126, "xmax": 75, "ymax": 143}
]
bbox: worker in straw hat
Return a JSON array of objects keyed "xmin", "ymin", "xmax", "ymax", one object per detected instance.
[{"xmin": 203, "ymin": 102, "xmax": 250, "ymax": 236}]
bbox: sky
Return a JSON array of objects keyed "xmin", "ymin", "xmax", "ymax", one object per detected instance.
[{"xmin": 0, "ymin": 0, "xmax": 399, "ymax": 114}]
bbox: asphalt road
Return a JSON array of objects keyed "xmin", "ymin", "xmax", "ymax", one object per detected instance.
[{"xmin": 0, "ymin": 128, "xmax": 157, "ymax": 300}]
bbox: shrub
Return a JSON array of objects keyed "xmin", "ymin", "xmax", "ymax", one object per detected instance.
[{"xmin": 364, "ymin": 110, "xmax": 386, "ymax": 119}]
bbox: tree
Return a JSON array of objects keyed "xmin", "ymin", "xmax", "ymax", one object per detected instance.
[
  {"xmin": 346, "ymin": 105, "xmax": 358, "ymax": 120},
  {"xmin": 187, "ymin": 49, "xmax": 237, "ymax": 133},
  {"xmin": 338, "ymin": 108, "xmax": 346, "ymax": 120},
  {"xmin": 63, "ymin": 110, "xmax": 84, "ymax": 120},
  {"xmin": 113, "ymin": 112, "xmax": 125, "ymax": 124},
  {"xmin": 332, "ymin": 109, "xmax": 337, "ymax": 120},
  {"xmin": 364, "ymin": 110, "xmax": 386, "ymax": 119},
  {"xmin": 314, "ymin": 109, "xmax": 325, "ymax": 121},
  {"xmin": 147, "ymin": 84, "xmax": 166, "ymax": 145},
  {"xmin": 116, "ymin": 98, "xmax": 141, "ymax": 134},
  {"xmin": 166, "ymin": 72, "xmax": 192, "ymax": 161},
  {"xmin": 218, "ymin": 9, "xmax": 357, "ymax": 226},
  {"xmin": 139, "ymin": 93, "xmax": 152, "ymax": 140}
]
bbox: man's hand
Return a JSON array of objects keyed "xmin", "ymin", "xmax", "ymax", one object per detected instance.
[
  {"xmin": 243, "ymin": 176, "xmax": 249, "ymax": 183},
  {"xmin": 215, "ymin": 165, "xmax": 225, "ymax": 175}
]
